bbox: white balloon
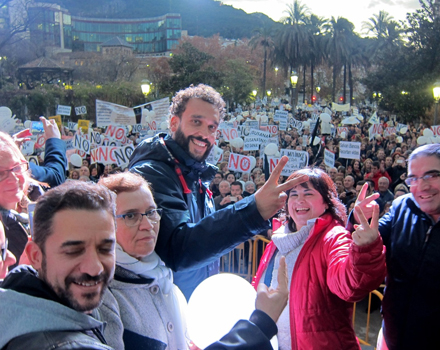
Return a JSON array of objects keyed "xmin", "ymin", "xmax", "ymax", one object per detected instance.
[
  {"xmin": 260, "ymin": 115, "xmax": 268, "ymax": 123},
  {"xmin": 319, "ymin": 113, "xmax": 331, "ymax": 122},
  {"xmin": 423, "ymin": 128, "xmax": 434, "ymax": 138},
  {"xmin": 24, "ymin": 120, "xmax": 32, "ymax": 129},
  {"xmin": 147, "ymin": 130, "xmax": 154, "ymax": 135},
  {"xmin": 160, "ymin": 121, "xmax": 168, "ymax": 130},
  {"xmin": 70, "ymin": 153, "xmax": 82, "ymax": 167},
  {"xmin": 417, "ymin": 136, "xmax": 428, "ymax": 145},
  {"xmin": 73, "ymin": 124, "xmax": 78, "ymax": 131},
  {"xmin": 236, "ymin": 115, "xmax": 244, "ymax": 122},
  {"xmin": 275, "ymin": 151, "xmax": 280, "ymax": 157},
  {"xmin": 233, "ymin": 137, "xmax": 244, "ymax": 148},
  {"xmin": 340, "ymin": 132, "xmax": 346, "ymax": 139},
  {"xmin": 187, "ymin": 274, "xmax": 256, "ymax": 350},
  {"xmin": 248, "ymin": 156, "xmax": 256, "ymax": 170},
  {"xmin": 0, "ymin": 106, "xmax": 12, "ymax": 119},
  {"xmin": 399, "ymin": 127, "xmax": 408, "ymax": 134},
  {"xmin": 264, "ymin": 143, "xmax": 278, "ymax": 156},
  {"xmin": 396, "ymin": 136, "xmax": 403, "ymax": 143}
]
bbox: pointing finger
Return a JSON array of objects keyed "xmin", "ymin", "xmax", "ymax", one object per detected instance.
[
  {"xmin": 278, "ymin": 174, "xmax": 309, "ymax": 193},
  {"xmin": 266, "ymin": 156, "xmax": 288, "ymax": 185}
]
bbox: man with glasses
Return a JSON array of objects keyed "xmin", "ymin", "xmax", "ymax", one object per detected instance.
[{"xmin": 352, "ymin": 143, "xmax": 440, "ymax": 350}]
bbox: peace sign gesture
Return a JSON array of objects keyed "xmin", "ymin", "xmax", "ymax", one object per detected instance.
[
  {"xmin": 255, "ymin": 156, "xmax": 308, "ymax": 220},
  {"xmin": 354, "ymin": 183, "xmax": 379, "ymax": 223},
  {"xmin": 353, "ymin": 203, "xmax": 380, "ymax": 246}
]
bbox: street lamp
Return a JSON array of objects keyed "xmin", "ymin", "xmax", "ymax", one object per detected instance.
[
  {"xmin": 290, "ymin": 72, "xmax": 298, "ymax": 109},
  {"xmin": 316, "ymin": 86, "xmax": 321, "ymax": 93},
  {"xmin": 266, "ymin": 90, "xmax": 271, "ymax": 97},
  {"xmin": 141, "ymin": 80, "xmax": 151, "ymax": 100},
  {"xmin": 433, "ymin": 81, "xmax": 440, "ymax": 125}
]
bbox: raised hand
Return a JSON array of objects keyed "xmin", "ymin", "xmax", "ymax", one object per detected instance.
[
  {"xmin": 353, "ymin": 203, "xmax": 380, "ymax": 246},
  {"xmin": 40, "ymin": 116, "xmax": 61, "ymax": 140},
  {"xmin": 354, "ymin": 183, "xmax": 379, "ymax": 223},
  {"xmin": 255, "ymin": 256, "xmax": 289, "ymax": 323},
  {"xmin": 255, "ymin": 156, "xmax": 308, "ymax": 220}
]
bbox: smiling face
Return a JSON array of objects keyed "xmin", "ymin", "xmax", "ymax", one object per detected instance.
[
  {"xmin": 0, "ymin": 150, "xmax": 27, "ymax": 210},
  {"xmin": 409, "ymin": 156, "xmax": 440, "ymax": 221},
  {"xmin": 29, "ymin": 209, "xmax": 115, "ymax": 313},
  {"xmin": 116, "ymin": 185, "xmax": 159, "ymax": 260},
  {"xmin": 171, "ymin": 98, "xmax": 220, "ymax": 162},
  {"xmin": 287, "ymin": 182, "xmax": 328, "ymax": 231}
]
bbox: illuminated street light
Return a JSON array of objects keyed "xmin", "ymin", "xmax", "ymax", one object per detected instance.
[
  {"xmin": 290, "ymin": 72, "xmax": 298, "ymax": 108},
  {"xmin": 141, "ymin": 80, "xmax": 151, "ymax": 97},
  {"xmin": 266, "ymin": 90, "xmax": 271, "ymax": 97},
  {"xmin": 433, "ymin": 81, "xmax": 440, "ymax": 125}
]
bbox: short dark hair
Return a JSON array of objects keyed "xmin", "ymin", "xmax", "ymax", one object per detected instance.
[
  {"xmin": 372, "ymin": 161, "xmax": 380, "ymax": 168},
  {"xmin": 231, "ymin": 181, "xmax": 243, "ymax": 190},
  {"xmin": 33, "ymin": 181, "xmax": 116, "ymax": 251},
  {"xmin": 285, "ymin": 168, "xmax": 347, "ymax": 232},
  {"xmin": 99, "ymin": 172, "xmax": 150, "ymax": 195},
  {"xmin": 169, "ymin": 84, "xmax": 226, "ymax": 120},
  {"xmin": 409, "ymin": 143, "xmax": 440, "ymax": 163}
]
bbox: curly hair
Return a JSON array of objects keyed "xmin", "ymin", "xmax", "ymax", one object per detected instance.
[
  {"xmin": 285, "ymin": 168, "xmax": 347, "ymax": 232},
  {"xmin": 169, "ymin": 84, "xmax": 226, "ymax": 120}
]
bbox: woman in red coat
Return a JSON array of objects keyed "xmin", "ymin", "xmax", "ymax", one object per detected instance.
[{"xmin": 253, "ymin": 168, "xmax": 386, "ymax": 350}]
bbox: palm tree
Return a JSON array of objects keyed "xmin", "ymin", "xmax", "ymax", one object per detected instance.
[
  {"xmin": 305, "ymin": 14, "xmax": 327, "ymax": 103},
  {"xmin": 249, "ymin": 24, "xmax": 275, "ymax": 99},
  {"xmin": 362, "ymin": 11, "xmax": 395, "ymax": 38},
  {"xmin": 324, "ymin": 17, "xmax": 356, "ymax": 103},
  {"xmin": 272, "ymin": 0, "xmax": 310, "ymax": 104}
]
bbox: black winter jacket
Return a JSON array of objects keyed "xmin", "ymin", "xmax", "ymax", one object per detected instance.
[{"xmin": 128, "ymin": 134, "xmax": 269, "ymax": 299}]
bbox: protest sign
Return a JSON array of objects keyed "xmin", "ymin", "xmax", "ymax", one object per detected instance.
[
  {"xmin": 56, "ymin": 105, "xmax": 71, "ymax": 116},
  {"xmin": 228, "ymin": 153, "xmax": 253, "ymax": 173},
  {"xmin": 49, "ymin": 115, "xmax": 62, "ymax": 131},
  {"xmin": 90, "ymin": 144, "xmax": 135, "ymax": 166},
  {"xmin": 260, "ymin": 124, "xmax": 278, "ymax": 136},
  {"xmin": 221, "ymin": 127, "xmax": 239, "ymax": 142},
  {"xmin": 243, "ymin": 135, "xmax": 261, "ymax": 151},
  {"xmin": 279, "ymin": 149, "xmax": 309, "ymax": 177},
  {"xmin": 337, "ymin": 127, "xmax": 349, "ymax": 136},
  {"xmin": 368, "ymin": 124, "xmax": 384, "ymax": 140},
  {"xmin": 339, "ymin": 141, "xmax": 361, "ymax": 160},
  {"xmin": 431, "ymin": 125, "xmax": 440, "ymax": 137},
  {"xmin": 331, "ymin": 103, "xmax": 350, "ymax": 112},
  {"xmin": 21, "ymin": 141, "xmax": 35, "ymax": 156},
  {"xmin": 324, "ymin": 148, "xmax": 335, "ymax": 168},
  {"xmin": 368, "ymin": 112, "xmax": 380, "ymax": 124},
  {"xmin": 273, "ymin": 110, "xmax": 288, "ymax": 122},
  {"xmin": 384, "ymin": 127, "xmax": 397, "ymax": 138},
  {"xmin": 104, "ymin": 125, "xmax": 128, "ymax": 144},
  {"xmin": 68, "ymin": 122, "xmax": 77, "ymax": 130},
  {"xmin": 289, "ymin": 117, "xmax": 303, "ymax": 132},
  {"xmin": 206, "ymin": 146, "xmax": 223, "ymax": 165},
  {"xmin": 73, "ymin": 134, "xmax": 91, "ymax": 154},
  {"xmin": 267, "ymin": 156, "xmax": 280, "ymax": 173},
  {"xmin": 75, "ymin": 106, "xmax": 87, "ymax": 116},
  {"xmin": 78, "ymin": 119, "xmax": 90, "ymax": 134},
  {"xmin": 96, "ymin": 99, "xmax": 136, "ymax": 126}
]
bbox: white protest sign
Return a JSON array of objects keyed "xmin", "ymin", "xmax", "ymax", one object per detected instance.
[
  {"xmin": 260, "ymin": 124, "xmax": 278, "ymax": 136},
  {"xmin": 21, "ymin": 141, "xmax": 35, "ymax": 156},
  {"xmin": 228, "ymin": 153, "xmax": 253, "ymax": 173},
  {"xmin": 337, "ymin": 127, "xmax": 349, "ymax": 136},
  {"xmin": 431, "ymin": 125, "xmax": 440, "ymax": 137},
  {"xmin": 75, "ymin": 106, "xmax": 87, "ymax": 115},
  {"xmin": 90, "ymin": 144, "xmax": 135, "ymax": 166},
  {"xmin": 289, "ymin": 117, "xmax": 303, "ymax": 132},
  {"xmin": 68, "ymin": 122, "xmax": 77, "ymax": 130},
  {"xmin": 339, "ymin": 141, "xmax": 361, "ymax": 160},
  {"xmin": 273, "ymin": 110, "xmax": 288, "ymax": 122},
  {"xmin": 221, "ymin": 128, "xmax": 239, "ymax": 142},
  {"xmin": 384, "ymin": 127, "xmax": 397, "ymax": 138},
  {"xmin": 96, "ymin": 100, "xmax": 136, "ymax": 127},
  {"xmin": 324, "ymin": 148, "xmax": 335, "ymax": 168},
  {"xmin": 267, "ymin": 156, "xmax": 280, "ymax": 173},
  {"xmin": 57, "ymin": 105, "xmax": 72, "ymax": 116},
  {"xmin": 105, "ymin": 125, "xmax": 128, "ymax": 144},
  {"xmin": 279, "ymin": 149, "xmax": 309, "ymax": 176},
  {"xmin": 73, "ymin": 134, "xmax": 91, "ymax": 154},
  {"xmin": 206, "ymin": 146, "xmax": 223, "ymax": 165},
  {"xmin": 368, "ymin": 124, "xmax": 384, "ymax": 140}
]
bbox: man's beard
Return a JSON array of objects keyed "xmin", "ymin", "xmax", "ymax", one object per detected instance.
[
  {"xmin": 174, "ymin": 126, "xmax": 213, "ymax": 162},
  {"xmin": 40, "ymin": 256, "xmax": 110, "ymax": 313}
]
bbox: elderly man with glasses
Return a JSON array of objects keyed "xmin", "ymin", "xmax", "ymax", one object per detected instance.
[{"xmin": 351, "ymin": 143, "xmax": 440, "ymax": 350}]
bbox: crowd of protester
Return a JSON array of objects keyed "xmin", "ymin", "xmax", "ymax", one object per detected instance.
[{"xmin": 0, "ymin": 85, "xmax": 438, "ymax": 350}]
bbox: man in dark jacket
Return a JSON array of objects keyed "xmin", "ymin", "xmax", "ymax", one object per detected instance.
[
  {"xmin": 0, "ymin": 180, "xmax": 290, "ymax": 350},
  {"xmin": 129, "ymin": 84, "xmax": 305, "ymax": 299},
  {"xmin": 352, "ymin": 143, "xmax": 440, "ymax": 350}
]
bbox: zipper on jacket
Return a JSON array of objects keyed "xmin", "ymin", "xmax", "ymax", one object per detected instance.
[{"xmin": 425, "ymin": 226, "xmax": 433, "ymax": 243}]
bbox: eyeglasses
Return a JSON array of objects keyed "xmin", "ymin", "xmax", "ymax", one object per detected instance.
[
  {"xmin": 405, "ymin": 171, "xmax": 440, "ymax": 187},
  {"xmin": 1, "ymin": 239, "xmax": 8, "ymax": 262},
  {"xmin": 0, "ymin": 163, "xmax": 29, "ymax": 182},
  {"xmin": 116, "ymin": 208, "xmax": 163, "ymax": 227}
]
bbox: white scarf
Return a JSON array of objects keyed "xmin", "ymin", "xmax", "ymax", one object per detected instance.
[{"xmin": 115, "ymin": 243, "xmax": 173, "ymax": 294}]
